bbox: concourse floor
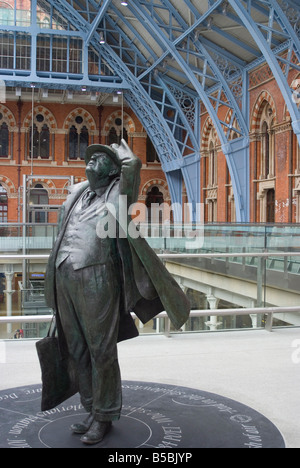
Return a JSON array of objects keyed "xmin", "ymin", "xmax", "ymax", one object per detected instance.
[{"xmin": 0, "ymin": 328, "xmax": 299, "ymax": 448}]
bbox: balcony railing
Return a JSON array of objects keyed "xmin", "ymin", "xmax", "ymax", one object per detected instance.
[
  {"xmin": 1, "ymin": 304, "xmax": 300, "ymax": 338},
  {"xmin": 1, "ymin": 222, "xmax": 300, "ymax": 253},
  {"xmin": 0, "ymin": 249, "xmax": 299, "ymax": 339},
  {"xmin": 0, "ymin": 223, "xmax": 58, "ymax": 252}
]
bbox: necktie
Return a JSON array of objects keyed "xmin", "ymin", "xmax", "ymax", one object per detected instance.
[{"xmin": 81, "ymin": 190, "xmax": 96, "ymax": 210}]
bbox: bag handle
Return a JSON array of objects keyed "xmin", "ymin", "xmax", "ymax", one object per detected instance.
[
  {"xmin": 47, "ymin": 311, "xmax": 69, "ymax": 359},
  {"xmin": 47, "ymin": 314, "xmax": 56, "ymax": 338}
]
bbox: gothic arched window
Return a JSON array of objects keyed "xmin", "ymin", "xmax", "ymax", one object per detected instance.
[
  {"xmin": 0, "ymin": 184, "xmax": 8, "ymax": 222},
  {"xmin": 108, "ymin": 127, "xmax": 118, "ymax": 145},
  {"xmin": 0, "ymin": 122, "xmax": 9, "ymax": 157},
  {"xmin": 254, "ymin": 99, "xmax": 276, "ymax": 222},
  {"xmin": 28, "ymin": 113, "xmax": 52, "ymax": 159},
  {"xmin": 108, "ymin": 126, "xmax": 128, "ymax": 146},
  {"xmin": 79, "ymin": 126, "xmax": 89, "ymax": 159},
  {"xmin": 209, "ymin": 140, "xmax": 217, "ymax": 187},
  {"xmin": 0, "ymin": 108, "xmax": 11, "ymax": 158},
  {"xmin": 68, "ymin": 116, "xmax": 89, "ymax": 160},
  {"xmin": 260, "ymin": 103, "xmax": 275, "ymax": 179},
  {"xmin": 29, "ymin": 123, "xmax": 50, "ymax": 159}
]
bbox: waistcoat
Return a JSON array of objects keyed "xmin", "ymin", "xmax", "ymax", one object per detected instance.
[{"xmin": 55, "ymin": 189, "xmax": 116, "ymax": 270}]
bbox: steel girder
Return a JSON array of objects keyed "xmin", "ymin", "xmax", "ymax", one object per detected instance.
[
  {"xmin": 0, "ymin": 0, "xmax": 126, "ymax": 90},
  {"xmin": 229, "ymin": 0, "xmax": 300, "ymax": 141},
  {"xmin": 124, "ymin": 0, "xmax": 251, "ymax": 222},
  {"xmin": 103, "ymin": 0, "xmax": 299, "ymax": 222},
  {"xmin": 30, "ymin": 0, "xmax": 187, "ymax": 160},
  {"xmin": 0, "ymin": 0, "xmax": 299, "ymax": 222},
  {"xmin": 18, "ymin": 0, "xmax": 191, "ymax": 216}
]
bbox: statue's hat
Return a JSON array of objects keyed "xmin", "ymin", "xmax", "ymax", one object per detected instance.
[{"xmin": 85, "ymin": 144, "xmax": 121, "ymax": 168}]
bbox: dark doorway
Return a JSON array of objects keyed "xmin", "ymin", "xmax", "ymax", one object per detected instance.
[
  {"xmin": 146, "ymin": 186, "xmax": 164, "ymax": 223},
  {"xmin": 266, "ymin": 189, "xmax": 275, "ymax": 223}
]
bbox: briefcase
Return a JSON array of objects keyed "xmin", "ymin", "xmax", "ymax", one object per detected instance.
[{"xmin": 36, "ymin": 317, "xmax": 78, "ymax": 411}]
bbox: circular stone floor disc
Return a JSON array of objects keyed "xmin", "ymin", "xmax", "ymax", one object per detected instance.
[{"xmin": 0, "ymin": 381, "xmax": 285, "ymax": 448}]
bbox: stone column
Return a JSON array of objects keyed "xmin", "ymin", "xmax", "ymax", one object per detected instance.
[
  {"xmin": 4, "ymin": 270, "xmax": 15, "ymax": 336},
  {"xmin": 249, "ymin": 300, "xmax": 263, "ymax": 328},
  {"xmin": 205, "ymin": 294, "xmax": 222, "ymax": 331}
]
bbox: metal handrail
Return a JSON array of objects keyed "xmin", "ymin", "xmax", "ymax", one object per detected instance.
[
  {"xmin": 0, "ymin": 255, "xmax": 49, "ymax": 260},
  {"xmin": 1, "ymin": 306, "xmax": 300, "ymax": 333},
  {"xmin": 159, "ymin": 252, "xmax": 300, "ymax": 259},
  {"xmin": 0, "ymin": 252, "xmax": 300, "ymax": 261},
  {"xmin": 0, "ymin": 252, "xmax": 299, "ymax": 335}
]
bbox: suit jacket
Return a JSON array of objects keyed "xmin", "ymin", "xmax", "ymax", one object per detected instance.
[{"xmin": 44, "ymin": 149, "xmax": 190, "ymax": 342}]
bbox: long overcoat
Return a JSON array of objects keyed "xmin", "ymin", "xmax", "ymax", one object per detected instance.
[{"xmin": 44, "ymin": 148, "xmax": 190, "ymax": 343}]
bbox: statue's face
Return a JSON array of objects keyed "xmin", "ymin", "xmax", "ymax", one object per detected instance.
[
  {"xmin": 86, "ymin": 152, "xmax": 113, "ymax": 176},
  {"xmin": 86, "ymin": 152, "xmax": 118, "ymax": 189}
]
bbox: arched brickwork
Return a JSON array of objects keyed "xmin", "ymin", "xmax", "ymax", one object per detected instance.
[
  {"xmin": 23, "ymin": 105, "xmax": 57, "ymax": 130},
  {"xmin": 29, "ymin": 178, "xmax": 57, "ymax": 195},
  {"xmin": 201, "ymin": 116, "xmax": 218, "ymax": 152},
  {"xmin": 251, "ymin": 91, "xmax": 277, "ymax": 132},
  {"xmin": 63, "ymin": 108, "xmax": 96, "ymax": 133},
  {"xmin": 103, "ymin": 111, "xmax": 136, "ymax": 136},
  {"xmin": 0, "ymin": 104, "xmax": 16, "ymax": 128},
  {"xmin": 0, "ymin": 175, "xmax": 16, "ymax": 195},
  {"xmin": 140, "ymin": 178, "xmax": 170, "ymax": 201}
]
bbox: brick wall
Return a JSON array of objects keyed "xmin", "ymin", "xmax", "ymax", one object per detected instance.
[
  {"xmin": 0, "ymin": 101, "xmax": 166, "ymax": 223},
  {"xmin": 200, "ymin": 63, "xmax": 300, "ymax": 224}
]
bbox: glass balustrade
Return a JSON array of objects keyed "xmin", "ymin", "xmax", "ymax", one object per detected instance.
[
  {"xmin": 0, "ymin": 223, "xmax": 58, "ymax": 252},
  {"xmin": 0, "ymin": 223, "xmax": 299, "ymax": 339}
]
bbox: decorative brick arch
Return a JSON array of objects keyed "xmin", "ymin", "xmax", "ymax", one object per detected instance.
[
  {"xmin": 140, "ymin": 178, "xmax": 170, "ymax": 201},
  {"xmin": 201, "ymin": 116, "xmax": 218, "ymax": 152},
  {"xmin": 29, "ymin": 178, "xmax": 57, "ymax": 196},
  {"xmin": 103, "ymin": 111, "xmax": 136, "ymax": 136},
  {"xmin": 0, "ymin": 104, "xmax": 16, "ymax": 128},
  {"xmin": 0, "ymin": 175, "xmax": 16, "ymax": 196},
  {"xmin": 23, "ymin": 105, "xmax": 57, "ymax": 130},
  {"xmin": 251, "ymin": 91, "xmax": 277, "ymax": 132},
  {"xmin": 63, "ymin": 108, "xmax": 96, "ymax": 133}
]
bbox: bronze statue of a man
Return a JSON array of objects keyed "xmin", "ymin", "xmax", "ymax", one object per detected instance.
[{"xmin": 44, "ymin": 140, "xmax": 190, "ymax": 445}]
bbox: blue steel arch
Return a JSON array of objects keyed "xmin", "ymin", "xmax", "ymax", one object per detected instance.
[
  {"xmin": 126, "ymin": 0, "xmax": 251, "ymax": 221},
  {"xmin": 42, "ymin": 0, "xmax": 187, "ymax": 163},
  {"xmin": 228, "ymin": 0, "xmax": 300, "ymax": 144},
  {"xmin": 43, "ymin": 0, "xmax": 197, "ymax": 221},
  {"xmin": 40, "ymin": 0, "xmax": 200, "ymax": 222}
]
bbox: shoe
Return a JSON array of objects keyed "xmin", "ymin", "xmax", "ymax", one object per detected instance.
[
  {"xmin": 80, "ymin": 421, "xmax": 112, "ymax": 445},
  {"xmin": 70, "ymin": 413, "xmax": 94, "ymax": 434}
]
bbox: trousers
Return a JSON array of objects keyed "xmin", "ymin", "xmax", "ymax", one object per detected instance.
[{"xmin": 55, "ymin": 255, "xmax": 122, "ymax": 422}]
